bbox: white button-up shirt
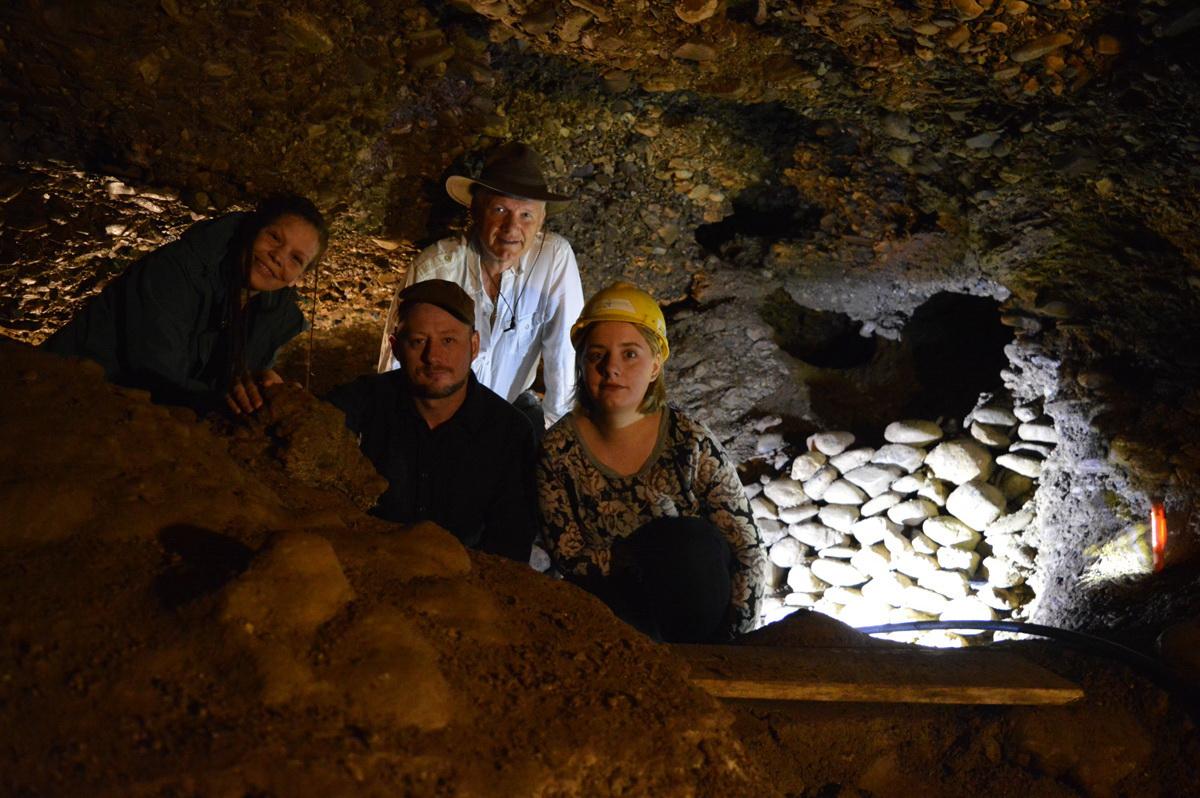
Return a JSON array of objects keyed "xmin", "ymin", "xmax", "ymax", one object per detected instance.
[{"xmin": 377, "ymin": 232, "xmax": 584, "ymax": 426}]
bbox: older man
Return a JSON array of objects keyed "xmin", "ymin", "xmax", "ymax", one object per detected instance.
[
  {"xmin": 333, "ymin": 279, "xmax": 537, "ymax": 562},
  {"xmin": 377, "ymin": 142, "xmax": 584, "ymax": 430}
]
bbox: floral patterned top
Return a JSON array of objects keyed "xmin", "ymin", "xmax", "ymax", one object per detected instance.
[{"xmin": 537, "ymin": 406, "xmax": 765, "ymax": 635}]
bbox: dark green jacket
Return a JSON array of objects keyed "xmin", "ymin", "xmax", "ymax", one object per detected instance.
[{"xmin": 42, "ymin": 213, "xmax": 305, "ymax": 409}]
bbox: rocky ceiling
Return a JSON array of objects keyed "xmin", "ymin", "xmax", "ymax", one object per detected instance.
[{"xmin": 2, "ymin": 0, "xmax": 1200, "ymax": 630}]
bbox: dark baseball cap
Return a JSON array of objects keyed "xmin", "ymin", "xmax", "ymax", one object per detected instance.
[{"xmin": 397, "ymin": 279, "xmax": 475, "ymax": 326}]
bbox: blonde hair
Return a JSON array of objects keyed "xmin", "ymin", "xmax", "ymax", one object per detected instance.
[{"xmin": 573, "ymin": 323, "xmax": 668, "ymax": 417}]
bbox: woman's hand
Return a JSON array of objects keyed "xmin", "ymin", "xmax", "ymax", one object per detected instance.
[{"xmin": 224, "ymin": 369, "xmax": 283, "ymax": 415}]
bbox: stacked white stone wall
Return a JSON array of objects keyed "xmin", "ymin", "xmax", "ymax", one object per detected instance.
[{"xmin": 753, "ymin": 393, "xmax": 1056, "ymax": 647}]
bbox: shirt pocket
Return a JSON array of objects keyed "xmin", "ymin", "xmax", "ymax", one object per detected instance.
[{"xmin": 508, "ymin": 310, "xmax": 542, "ymax": 350}]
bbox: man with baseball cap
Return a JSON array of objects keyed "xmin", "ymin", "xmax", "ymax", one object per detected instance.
[
  {"xmin": 377, "ymin": 142, "xmax": 584, "ymax": 435},
  {"xmin": 330, "ymin": 279, "xmax": 537, "ymax": 561}
]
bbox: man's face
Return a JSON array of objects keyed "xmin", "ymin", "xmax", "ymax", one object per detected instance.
[
  {"xmin": 474, "ymin": 191, "xmax": 546, "ymax": 268},
  {"xmin": 392, "ymin": 303, "xmax": 479, "ymax": 399}
]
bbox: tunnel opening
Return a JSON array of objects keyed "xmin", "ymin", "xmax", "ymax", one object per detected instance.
[
  {"xmin": 759, "ymin": 287, "xmax": 877, "ymax": 370},
  {"xmin": 695, "ymin": 184, "xmax": 823, "ymax": 260}
]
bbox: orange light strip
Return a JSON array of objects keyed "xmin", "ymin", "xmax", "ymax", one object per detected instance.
[{"xmin": 1150, "ymin": 501, "xmax": 1167, "ymax": 573}]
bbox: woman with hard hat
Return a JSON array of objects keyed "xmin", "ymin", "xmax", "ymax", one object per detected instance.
[{"xmin": 536, "ymin": 282, "xmax": 765, "ymax": 642}]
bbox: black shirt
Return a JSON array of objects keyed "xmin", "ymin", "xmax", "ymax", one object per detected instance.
[{"xmin": 327, "ymin": 371, "xmax": 537, "ymax": 562}]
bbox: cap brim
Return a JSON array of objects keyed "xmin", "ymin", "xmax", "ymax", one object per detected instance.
[{"xmin": 445, "ymin": 176, "xmax": 573, "ymax": 217}]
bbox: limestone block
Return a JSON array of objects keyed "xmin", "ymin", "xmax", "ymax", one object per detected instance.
[
  {"xmin": 871, "ymin": 443, "xmax": 926, "ymax": 472},
  {"xmin": 829, "ymin": 447, "xmax": 875, "ymax": 473},
  {"xmin": 850, "ymin": 544, "xmax": 892, "ymax": 578},
  {"xmin": 900, "ymin": 585, "xmax": 950, "ymax": 614},
  {"xmin": 890, "ymin": 473, "xmax": 925, "ymax": 494},
  {"xmin": 981, "ymin": 555, "xmax": 1025, "ymax": 587},
  {"xmin": 940, "ymin": 596, "xmax": 998, "ymax": 632},
  {"xmin": 918, "ymin": 569, "xmax": 971, "ymax": 599},
  {"xmin": 837, "ymin": 597, "xmax": 893, "ymax": 628},
  {"xmin": 881, "ymin": 526, "xmax": 914, "ymax": 557},
  {"xmin": 975, "ymin": 585, "xmax": 1020, "ymax": 610},
  {"xmin": 819, "ymin": 504, "xmax": 860, "ymax": 532},
  {"xmin": 884, "ymin": 419, "xmax": 943, "ymax": 445},
  {"xmin": 802, "ymin": 465, "xmax": 839, "ymax": 500},
  {"xmin": 998, "ymin": 470, "xmax": 1034, "ymax": 500},
  {"xmin": 1017, "ymin": 420, "xmax": 1059, "ymax": 444},
  {"xmin": 946, "ymin": 480, "xmax": 1006, "ymax": 531},
  {"xmin": 894, "ymin": 551, "xmax": 939, "ymax": 580},
  {"xmin": 986, "ymin": 502, "xmax": 1035, "ymax": 536},
  {"xmin": 970, "ymin": 421, "xmax": 1012, "ymax": 448},
  {"xmin": 784, "ymin": 590, "xmax": 818, "ymax": 606},
  {"xmin": 824, "ymin": 586, "xmax": 863, "ymax": 605},
  {"xmin": 811, "ymin": 558, "xmax": 868, "ymax": 587},
  {"xmin": 844, "ymin": 464, "xmax": 904, "ymax": 498},
  {"xmin": 750, "ymin": 495, "xmax": 779, "ymax": 519},
  {"xmin": 922, "ymin": 516, "xmax": 981, "ymax": 548},
  {"xmin": 850, "ymin": 516, "xmax": 899, "ymax": 548},
  {"xmin": 917, "ymin": 478, "xmax": 951, "ymax": 507},
  {"xmin": 1010, "ymin": 440, "xmax": 1054, "ymax": 457},
  {"xmin": 789, "ymin": 521, "xmax": 848, "ymax": 549},
  {"xmin": 786, "ymin": 562, "xmax": 828, "ymax": 593},
  {"xmin": 769, "ymin": 537, "xmax": 808, "ymax": 568},
  {"xmin": 790, "ymin": 450, "xmax": 828, "ymax": 481},
  {"xmin": 809, "ymin": 430, "xmax": 856, "ymax": 455},
  {"xmin": 936, "ymin": 546, "xmax": 981, "ymax": 575},
  {"xmin": 887, "ymin": 498, "xmax": 939, "ymax": 526},
  {"xmin": 1013, "ymin": 402, "xmax": 1040, "ymax": 422},
  {"xmin": 972, "ymin": 405, "xmax": 1018, "ymax": 426},
  {"xmin": 925, "ymin": 439, "xmax": 994, "ymax": 485},
  {"xmin": 778, "ymin": 503, "xmax": 819, "ymax": 524},
  {"xmin": 819, "ymin": 545, "xmax": 858, "ymax": 559},
  {"xmin": 763, "ymin": 477, "xmax": 807, "ymax": 508},
  {"xmin": 997, "ymin": 452, "xmax": 1043, "ymax": 478},
  {"xmin": 861, "ymin": 571, "xmax": 913, "ymax": 606},
  {"xmin": 758, "ymin": 518, "xmax": 789, "ymax": 545},
  {"xmin": 861, "ymin": 492, "xmax": 902, "ymax": 516},
  {"xmin": 911, "ymin": 532, "xmax": 939, "ymax": 554},
  {"xmin": 823, "ymin": 479, "xmax": 867, "ymax": 505}
]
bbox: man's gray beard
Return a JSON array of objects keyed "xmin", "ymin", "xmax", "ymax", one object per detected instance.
[{"xmin": 409, "ymin": 373, "xmax": 468, "ymax": 400}]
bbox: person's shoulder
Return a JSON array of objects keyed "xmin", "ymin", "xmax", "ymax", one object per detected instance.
[
  {"xmin": 668, "ymin": 406, "xmax": 721, "ymax": 445},
  {"xmin": 467, "ymin": 378, "xmax": 528, "ymax": 427},
  {"xmin": 415, "ymin": 236, "xmax": 469, "ymax": 267},
  {"xmin": 178, "ymin": 212, "xmax": 246, "ymax": 249},
  {"xmin": 543, "ymin": 414, "xmax": 575, "ymax": 445},
  {"xmin": 541, "ymin": 231, "xmax": 577, "ymax": 257}
]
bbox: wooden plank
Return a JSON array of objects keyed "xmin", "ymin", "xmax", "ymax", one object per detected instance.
[{"xmin": 672, "ymin": 644, "xmax": 1084, "ymax": 705}]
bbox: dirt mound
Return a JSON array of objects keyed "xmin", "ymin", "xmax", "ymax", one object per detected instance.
[{"xmin": 0, "ymin": 339, "xmax": 769, "ymax": 797}]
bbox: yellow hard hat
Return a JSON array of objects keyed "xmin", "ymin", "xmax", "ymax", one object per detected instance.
[{"xmin": 570, "ymin": 282, "xmax": 669, "ymax": 361}]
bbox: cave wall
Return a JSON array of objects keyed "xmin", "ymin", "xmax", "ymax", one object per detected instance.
[{"xmin": 3, "ymin": 0, "xmax": 1200, "ymax": 635}]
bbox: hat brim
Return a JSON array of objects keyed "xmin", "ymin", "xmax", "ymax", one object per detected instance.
[{"xmin": 446, "ymin": 176, "xmax": 572, "ymax": 217}]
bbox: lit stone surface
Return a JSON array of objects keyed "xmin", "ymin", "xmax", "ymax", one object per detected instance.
[
  {"xmin": 809, "ymin": 430, "xmax": 856, "ymax": 456},
  {"xmin": 778, "ymin": 503, "xmax": 819, "ymax": 524},
  {"xmin": 769, "ymin": 536, "xmax": 807, "ymax": 568},
  {"xmin": 940, "ymin": 596, "xmax": 999, "ymax": 631},
  {"xmin": 818, "ymin": 504, "xmax": 860, "ymax": 532},
  {"xmin": 894, "ymin": 552, "xmax": 939, "ymax": 579},
  {"xmin": 850, "ymin": 544, "xmax": 892, "ymax": 578},
  {"xmin": 918, "ymin": 569, "xmax": 971, "ymax": 599},
  {"xmin": 750, "ymin": 495, "xmax": 778, "ymax": 519},
  {"xmin": 981, "ymin": 555, "xmax": 1025, "ymax": 587},
  {"xmin": 862, "ymin": 572, "xmax": 913, "ymax": 606},
  {"xmin": 790, "ymin": 450, "xmax": 828, "ymax": 481},
  {"xmin": 972, "ymin": 405, "xmax": 1018, "ymax": 426},
  {"xmin": 917, "ymin": 478, "xmax": 951, "ymax": 507},
  {"xmin": 887, "ymin": 498, "xmax": 939, "ymax": 526},
  {"xmin": 975, "ymin": 585, "xmax": 1020, "ymax": 610},
  {"xmin": 837, "ymin": 597, "xmax": 894, "ymax": 628},
  {"xmin": 997, "ymin": 452, "xmax": 1043, "ymax": 478},
  {"xmin": 763, "ymin": 477, "xmax": 808, "ymax": 508},
  {"xmin": 810, "ymin": 558, "xmax": 868, "ymax": 587},
  {"xmin": 890, "ymin": 473, "xmax": 926, "ymax": 494},
  {"xmin": 998, "ymin": 470, "xmax": 1034, "ymax": 500},
  {"xmin": 922, "ymin": 516, "xmax": 981, "ymax": 548},
  {"xmin": 900, "ymin": 585, "xmax": 950, "ymax": 614},
  {"xmin": 844, "ymin": 464, "xmax": 904, "ymax": 497},
  {"xmin": 819, "ymin": 545, "xmax": 858, "ymax": 559},
  {"xmin": 802, "ymin": 465, "xmax": 839, "ymax": 501},
  {"xmin": 851, "ymin": 515, "xmax": 900, "ymax": 547},
  {"xmin": 822, "ymin": 479, "xmax": 867, "ymax": 505},
  {"xmin": 884, "ymin": 419, "xmax": 943, "ymax": 445},
  {"xmin": 871, "ymin": 443, "xmax": 926, "ymax": 472},
  {"xmin": 911, "ymin": 532, "xmax": 939, "ymax": 555},
  {"xmin": 784, "ymin": 590, "xmax": 818, "ymax": 606},
  {"xmin": 829, "ymin": 447, "xmax": 874, "ymax": 473},
  {"xmin": 936, "ymin": 546, "xmax": 981, "ymax": 575},
  {"xmin": 861, "ymin": 492, "xmax": 903, "ymax": 516},
  {"xmin": 789, "ymin": 521, "xmax": 848, "ymax": 550},
  {"xmin": 881, "ymin": 526, "xmax": 914, "ymax": 557},
  {"xmin": 986, "ymin": 503, "xmax": 1035, "ymax": 536},
  {"xmin": 925, "ymin": 439, "xmax": 994, "ymax": 485},
  {"xmin": 757, "ymin": 519, "xmax": 788, "ymax": 545},
  {"xmin": 824, "ymin": 586, "xmax": 862, "ymax": 605},
  {"xmin": 756, "ymin": 432, "xmax": 785, "ymax": 454},
  {"xmin": 1013, "ymin": 403, "xmax": 1041, "ymax": 422},
  {"xmin": 786, "ymin": 563, "xmax": 828, "ymax": 593},
  {"xmin": 945, "ymin": 480, "xmax": 1006, "ymax": 531},
  {"xmin": 1017, "ymin": 420, "xmax": 1059, "ymax": 444},
  {"xmin": 970, "ymin": 422, "xmax": 1012, "ymax": 448}
]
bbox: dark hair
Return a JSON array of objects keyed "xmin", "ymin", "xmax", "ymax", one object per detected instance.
[{"xmin": 226, "ymin": 193, "xmax": 329, "ymax": 386}]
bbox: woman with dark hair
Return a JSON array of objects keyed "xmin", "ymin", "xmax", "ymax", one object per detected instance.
[
  {"xmin": 537, "ymin": 282, "xmax": 765, "ymax": 643},
  {"xmin": 42, "ymin": 195, "xmax": 328, "ymax": 413}
]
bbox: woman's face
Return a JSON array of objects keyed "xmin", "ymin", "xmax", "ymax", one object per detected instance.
[
  {"xmin": 582, "ymin": 321, "xmax": 662, "ymax": 417},
  {"xmin": 247, "ymin": 214, "xmax": 321, "ymax": 292}
]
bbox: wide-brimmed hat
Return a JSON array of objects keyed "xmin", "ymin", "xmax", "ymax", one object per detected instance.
[{"xmin": 445, "ymin": 142, "xmax": 573, "ymax": 216}]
